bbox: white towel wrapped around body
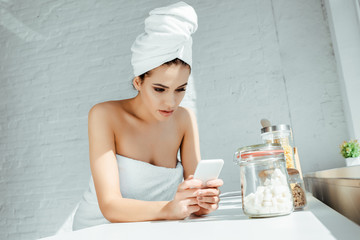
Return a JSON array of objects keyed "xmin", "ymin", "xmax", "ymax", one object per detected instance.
[
  {"xmin": 72, "ymin": 154, "xmax": 183, "ymax": 230},
  {"xmin": 131, "ymin": 1, "xmax": 198, "ymax": 76}
]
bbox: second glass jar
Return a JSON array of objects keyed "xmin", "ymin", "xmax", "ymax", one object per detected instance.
[{"xmin": 260, "ymin": 124, "xmax": 296, "ymax": 169}]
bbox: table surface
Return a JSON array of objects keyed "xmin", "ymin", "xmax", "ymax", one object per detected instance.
[{"xmin": 40, "ymin": 192, "xmax": 360, "ymax": 240}]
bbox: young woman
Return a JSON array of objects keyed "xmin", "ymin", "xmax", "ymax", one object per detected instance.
[{"xmin": 73, "ymin": 2, "xmax": 223, "ymax": 230}]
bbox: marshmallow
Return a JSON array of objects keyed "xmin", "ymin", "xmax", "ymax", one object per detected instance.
[{"xmin": 243, "ymin": 168, "xmax": 293, "ymax": 216}]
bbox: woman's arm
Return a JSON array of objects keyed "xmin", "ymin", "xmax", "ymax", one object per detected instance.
[
  {"xmin": 179, "ymin": 107, "xmax": 201, "ymax": 178},
  {"xmin": 88, "ymin": 103, "xmax": 202, "ymax": 222},
  {"xmin": 179, "ymin": 107, "xmax": 223, "ymax": 216}
]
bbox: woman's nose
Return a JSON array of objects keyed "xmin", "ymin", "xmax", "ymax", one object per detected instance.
[{"xmin": 164, "ymin": 94, "xmax": 176, "ymax": 108}]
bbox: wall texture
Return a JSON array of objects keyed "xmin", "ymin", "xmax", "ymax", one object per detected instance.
[
  {"xmin": 0, "ymin": 0, "xmax": 348, "ymax": 239},
  {"xmin": 324, "ymin": 0, "xmax": 360, "ymax": 140}
]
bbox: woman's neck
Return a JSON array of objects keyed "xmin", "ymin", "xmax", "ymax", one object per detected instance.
[{"xmin": 128, "ymin": 94, "xmax": 161, "ymax": 125}]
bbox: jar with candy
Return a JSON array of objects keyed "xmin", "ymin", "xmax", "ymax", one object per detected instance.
[
  {"xmin": 234, "ymin": 143, "xmax": 294, "ymax": 218},
  {"xmin": 260, "ymin": 124, "xmax": 296, "ymax": 169},
  {"xmin": 287, "ymin": 168, "xmax": 307, "ymax": 209}
]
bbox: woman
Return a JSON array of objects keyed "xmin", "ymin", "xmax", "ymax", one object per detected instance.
[{"xmin": 73, "ymin": 2, "xmax": 223, "ymax": 230}]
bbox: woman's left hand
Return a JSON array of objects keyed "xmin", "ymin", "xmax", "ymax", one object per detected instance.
[{"xmin": 193, "ymin": 178, "xmax": 224, "ymax": 216}]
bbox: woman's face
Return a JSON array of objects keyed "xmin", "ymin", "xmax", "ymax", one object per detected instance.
[{"xmin": 135, "ymin": 64, "xmax": 190, "ymax": 121}]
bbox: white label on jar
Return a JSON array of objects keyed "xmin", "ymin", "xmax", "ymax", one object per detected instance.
[{"xmin": 244, "ymin": 168, "xmax": 293, "ymax": 215}]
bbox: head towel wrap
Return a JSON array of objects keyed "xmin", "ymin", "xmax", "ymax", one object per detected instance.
[{"xmin": 131, "ymin": 1, "xmax": 198, "ymax": 77}]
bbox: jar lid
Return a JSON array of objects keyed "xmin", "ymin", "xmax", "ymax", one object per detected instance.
[
  {"xmin": 261, "ymin": 124, "xmax": 291, "ymax": 134},
  {"xmin": 234, "ymin": 143, "xmax": 284, "ymax": 164}
]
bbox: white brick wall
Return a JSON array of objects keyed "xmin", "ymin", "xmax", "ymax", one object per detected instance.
[{"xmin": 0, "ymin": 0, "xmax": 348, "ymax": 239}]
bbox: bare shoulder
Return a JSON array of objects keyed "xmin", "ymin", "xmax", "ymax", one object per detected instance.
[
  {"xmin": 175, "ymin": 106, "xmax": 197, "ymax": 127},
  {"xmin": 91, "ymin": 99, "xmax": 126, "ymax": 111},
  {"xmin": 90, "ymin": 100, "xmax": 129, "ymax": 115},
  {"xmin": 176, "ymin": 106, "xmax": 196, "ymax": 117},
  {"xmin": 88, "ymin": 100, "xmax": 126, "ymax": 125}
]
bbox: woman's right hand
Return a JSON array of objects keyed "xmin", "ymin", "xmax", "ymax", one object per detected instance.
[{"xmin": 162, "ymin": 175, "xmax": 203, "ymax": 220}]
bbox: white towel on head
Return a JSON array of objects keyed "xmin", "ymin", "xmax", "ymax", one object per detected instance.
[{"xmin": 131, "ymin": 1, "xmax": 198, "ymax": 77}]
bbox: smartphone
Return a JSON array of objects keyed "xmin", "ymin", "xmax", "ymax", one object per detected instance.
[{"xmin": 193, "ymin": 159, "xmax": 224, "ymax": 187}]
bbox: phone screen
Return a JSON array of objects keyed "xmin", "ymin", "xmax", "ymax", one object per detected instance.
[{"xmin": 193, "ymin": 159, "xmax": 224, "ymax": 185}]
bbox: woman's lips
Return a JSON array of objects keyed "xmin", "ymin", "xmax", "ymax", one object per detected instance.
[{"xmin": 159, "ymin": 110, "xmax": 174, "ymax": 117}]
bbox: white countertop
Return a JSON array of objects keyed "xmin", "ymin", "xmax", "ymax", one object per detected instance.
[{"xmin": 40, "ymin": 192, "xmax": 360, "ymax": 240}]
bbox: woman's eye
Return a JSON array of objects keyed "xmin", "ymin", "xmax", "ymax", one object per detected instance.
[
  {"xmin": 176, "ymin": 88, "xmax": 186, "ymax": 92},
  {"xmin": 154, "ymin": 88, "xmax": 165, "ymax": 92}
]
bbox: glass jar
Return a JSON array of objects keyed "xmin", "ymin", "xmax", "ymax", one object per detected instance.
[
  {"xmin": 287, "ymin": 168, "xmax": 307, "ymax": 210},
  {"xmin": 234, "ymin": 143, "xmax": 294, "ymax": 218},
  {"xmin": 260, "ymin": 124, "xmax": 296, "ymax": 169}
]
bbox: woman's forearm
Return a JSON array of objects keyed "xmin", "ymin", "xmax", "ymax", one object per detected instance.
[{"xmin": 101, "ymin": 197, "xmax": 169, "ymax": 223}]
